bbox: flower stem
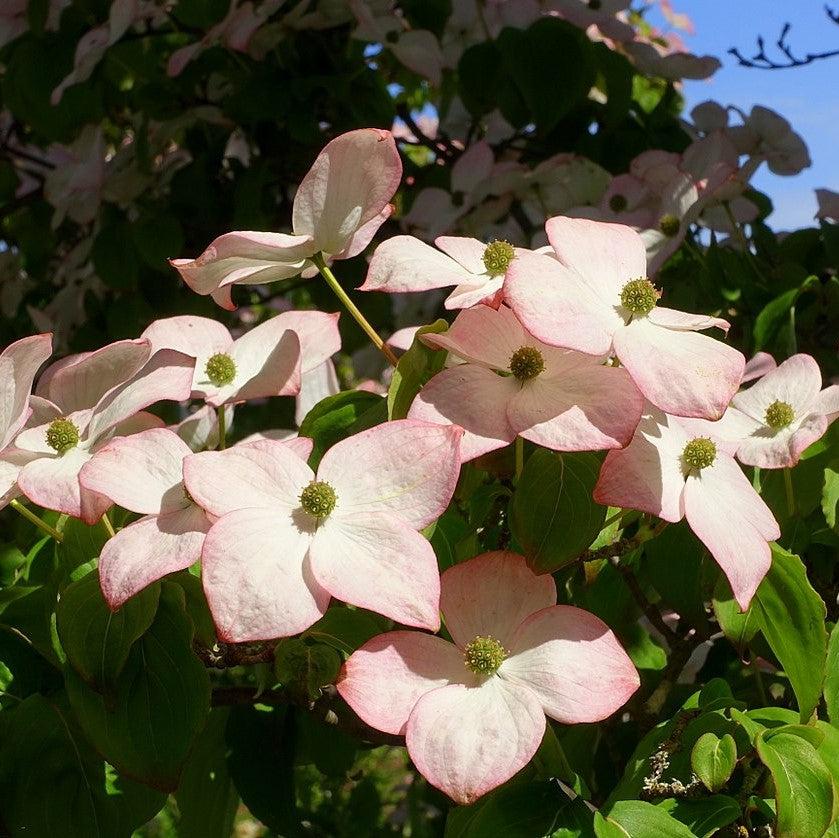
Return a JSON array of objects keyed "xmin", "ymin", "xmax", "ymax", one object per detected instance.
[
  {"xmin": 218, "ymin": 404, "xmax": 227, "ymax": 450},
  {"xmin": 9, "ymin": 499, "xmax": 64, "ymax": 542},
  {"xmin": 101, "ymin": 513, "xmax": 116, "ymax": 538},
  {"xmin": 312, "ymin": 253, "xmax": 399, "ymax": 367},
  {"xmin": 783, "ymin": 468, "xmax": 795, "ymax": 517},
  {"xmin": 515, "ymin": 436, "xmax": 524, "ymax": 482}
]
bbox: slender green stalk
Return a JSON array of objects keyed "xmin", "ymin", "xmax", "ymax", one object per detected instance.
[
  {"xmin": 783, "ymin": 468, "xmax": 796, "ymax": 517},
  {"xmin": 218, "ymin": 404, "xmax": 227, "ymax": 450},
  {"xmin": 101, "ymin": 513, "xmax": 116, "ymax": 538},
  {"xmin": 515, "ymin": 436, "xmax": 524, "ymax": 482},
  {"xmin": 602, "ymin": 509, "xmax": 627, "ymax": 530},
  {"xmin": 750, "ymin": 654, "xmax": 769, "ymax": 705},
  {"xmin": 312, "ymin": 254, "xmax": 399, "ymax": 366},
  {"xmin": 9, "ymin": 499, "xmax": 64, "ymax": 542}
]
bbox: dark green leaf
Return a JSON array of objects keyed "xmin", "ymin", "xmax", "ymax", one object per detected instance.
[
  {"xmin": 174, "ymin": 708, "xmax": 239, "ymax": 838},
  {"xmin": 825, "ymin": 622, "xmax": 839, "ymax": 725},
  {"xmin": 274, "ymin": 637, "xmax": 341, "ymax": 701},
  {"xmin": 596, "ymin": 800, "xmax": 695, "ymax": 837},
  {"xmin": 66, "ymin": 584, "xmax": 211, "ymax": 791},
  {"xmin": 511, "ymin": 450, "xmax": 606, "ymax": 572},
  {"xmin": 756, "ymin": 726, "xmax": 834, "ymax": 838},
  {"xmin": 387, "ymin": 319, "xmax": 448, "ymax": 420},
  {"xmin": 690, "ymin": 732, "xmax": 737, "ymax": 793},
  {"xmin": 655, "ymin": 796, "xmax": 740, "ymax": 838},
  {"xmin": 56, "ymin": 571, "xmax": 159, "ymax": 697},
  {"xmin": 303, "ymin": 605, "xmax": 390, "ymax": 655},
  {"xmin": 751, "ymin": 544, "xmax": 828, "ymax": 722}
]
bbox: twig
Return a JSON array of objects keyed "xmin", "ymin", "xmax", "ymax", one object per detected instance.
[{"xmin": 194, "ymin": 640, "xmax": 276, "ymax": 667}]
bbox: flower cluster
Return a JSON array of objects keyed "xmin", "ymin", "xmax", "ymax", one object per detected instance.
[{"xmin": 2, "ymin": 127, "xmax": 835, "ymax": 806}]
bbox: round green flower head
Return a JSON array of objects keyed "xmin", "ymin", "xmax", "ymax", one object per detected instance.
[
  {"xmin": 205, "ymin": 353, "xmax": 236, "ymax": 387},
  {"xmin": 509, "ymin": 346, "xmax": 545, "ymax": 382},
  {"xmin": 658, "ymin": 214, "xmax": 680, "ymax": 237},
  {"xmin": 765, "ymin": 400, "xmax": 795, "ymax": 430},
  {"xmin": 300, "ymin": 481, "xmax": 337, "ymax": 518},
  {"xmin": 682, "ymin": 437, "xmax": 717, "ymax": 471},
  {"xmin": 45, "ymin": 418, "xmax": 80, "ymax": 454},
  {"xmin": 463, "ymin": 635, "xmax": 507, "ymax": 675},
  {"xmin": 620, "ymin": 278, "xmax": 659, "ymax": 315},
  {"xmin": 482, "ymin": 239, "xmax": 515, "ymax": 276},
  {"xmin": 609, "ymin": 193, "xmax": 628, "ymax": 212}
]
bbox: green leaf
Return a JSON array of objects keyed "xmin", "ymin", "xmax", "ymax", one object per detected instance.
[
  {"xmin": 655, "ymin": 796, "xmax": 740, "ymax": 838},
  {"xmin": 690, "ymin": 732, "xmax": 737, "ymax": 792},
  {"xmin": 174, "ymin": 708, "xmax": 239, "ymax": 838},
  {"xmin": 131, "ymin": 212, "xmax": 184, "ymax": 271},
  {"xmin": 0, "ymin": 694, "xmax": 165, "ymax": 838},
  {"xmin": 56, "ymin": 571, "xmax": 160, "ymax": 697},
  {"xmin": 54, "ymin": 517, "xmax": 110, "ymax": 587},
  {"xmin": 387, "ymin": 319, "xmax": 448, "ymax": 420},
  {"xmin": 445, "ymin": 780, "xmax": 593, "ymax": 838},
  {"xmin": 596, "ymin": 800, "xmax": 695, "ymax": 837},
  {"xmin": 711, "ymin": 575, "xmax": 760, "ymax": 651},
  {"xmin": 225, "ymin": 705, "xmax": 298, "ymax": 834},
  {"xmin": 511, "ymin": 450, "xmax": 606, "ymax": 572},
  {"xmin": 458, "ymin": 41, "xmax": 503, "ymax": 117},
  {"xmin": 274, "ymin": 638, "xmax": 341, "ymax": 701},
  {"xmin": 756, "ymin": 727, "xmax": 834, "ymax": 838},
  {"xmin": 298, "ymin": 389, "xmax": 384, "ymax": 467},
  {"xmin": 753, "ymin": 276, "xmax": 817, "ymax": 351},
  {"xmin": 303, "ymin": 605, "xmax": 390, "ymax": 655},
  {"xmin": 66, "ymin": 584, "xmax": 211, "ymax": 791},
  {"xmin": 823, "ymin": 459, "xmax": 839, "ymax": 531},
  {"xmin": 751, "ymin": 544, "xmax": 828, "ymax": 722},
  {"xmin": 825, "ymin": 622, "xmax": 839, "ymax": 725}
]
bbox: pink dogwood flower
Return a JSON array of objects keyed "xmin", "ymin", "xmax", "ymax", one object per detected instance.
[
  {"xmin": 505, "ymin": 217, "xmax": 745, "ymax": 419},
  {"xmin": 79, "ymin": 428, "xmax": 312, "ymax": 610},
  {"xmin": 337, "ymin": 550, "xmax": 640, "ymax": 804},
  {"xmin": 183, "ymin": 420, "xmax": 462, "ymax": 642},
  {"xmin": 0, "ymin": 334, "xmax": 53, "ymax": 508},
  {"xmin": 14, "ymin": 339, "xmax": 194, "ymax": 523},
  {"xmin": 408, "ymin": 305, "xmax": 643, "ymax": 462},
  {"xmin": 593, "ymin": 405, "xmax": 780, "ymax": 609},
  {"xmin": 142, "ymin": 310, "xmax": 340, "ymax": 407},
  {"xmin": 170, "ymin": 129, "xmax": 402, "ymax": 309},
  {"xmin": 361, "ymin": 236, "xmax": 524, "ymax": 309},
  {"xmin": 722, "ymin": 354, "xmax": 839, "ymax": 469}
]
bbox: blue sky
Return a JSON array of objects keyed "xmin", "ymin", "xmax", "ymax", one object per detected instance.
[{"xmin": 648, "ymin": 0, "xmax": 839, "ymax": 229}]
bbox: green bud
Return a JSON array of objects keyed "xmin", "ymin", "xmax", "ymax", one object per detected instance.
[
  {"xmin": 45, "ymin": 418, "xmax": 80, "ymax": 453},
  {"xmin": 300, "ymin": 481, "xmax": 337, "ymax": 519},
  {"xmin": 682, "ymin": 437, "xmax": 717, "ymax": 471},
  {"xmin": 482, "ymin": 239, "xmax": 516, "ymax": 276},
  {"xmin": 764, "ymin": 400, "xmax": 795, "ymax": 429},
  {"xmin": 205, "ymin": 353, "xmax": 236, "ymax": 387},
  {"xmin": 463, "ymin": 635, "xmax": 507, "ymax": 675},
  {"xmin": 658, "ymin": 214, "xmax": 681, "ymax": 237},
  {"xmin": 620, "ymin": 278, "xmax": 659, "ymax": 315},
  {"xmin": 509, "ymin": 346, "xmax": 545, "ymax": 382}
]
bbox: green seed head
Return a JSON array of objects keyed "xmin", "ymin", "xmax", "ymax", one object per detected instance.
[
  {"xmin": 509, "ymin": 346, "xmax": 545, "ymax": 382},
  {"xmin": 463, "ymin": 635, "xmax": 507, "ymax": 675},
  {"xmin": 658, "ymin": 214, "xmax": 681, "ymax": 237},
  {"xmin": 482, "ymin": 239, "xmax": 516, "ymax": 276},
  {"xmin": 300, "ymin": 481, "xmax": 337, "ymax": 519},
  {"xmin": 765, "ymin": 400, "xmax": 795, "ymax": 430},
  {"xmin": 45, "ymin": 418, "xmax": 80, "ymax": 453},
  {"xmin": 609, "ymin": 193, "xmax": 628, "ymax": 212},
  {"xmin": 682, "ymin": 437, "xmax": 717, "ymax": 471},
  {"xmin": 620, "ymin": 278, "xmax": 659, "ymax": 316},
  {"xmin": 205, "ymin": 353, "xmax": 236, "ymax": 387}
]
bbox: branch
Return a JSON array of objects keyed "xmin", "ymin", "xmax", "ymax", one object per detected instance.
[
  {"xmin": 194, "ymin": 640, "xmax": 276, "ymax": 667},
  {"xmin": 729, "ymin": 9, "xmax": 839, "ymax": 69},
  {"xmin": 395, "ymin": 103, "xmax": 453, "ymax": 158},
  {"xmin": 211, "ymin": 684, "xmax": 403, "ymax": 746}
]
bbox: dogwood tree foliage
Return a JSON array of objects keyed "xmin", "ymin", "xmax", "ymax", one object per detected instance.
[{"xmin": 0, "ymin": 2, "xmax": 838, "ymax": 837}]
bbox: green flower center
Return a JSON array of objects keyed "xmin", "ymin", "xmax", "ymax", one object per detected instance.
[
  {"xmin": 765, "ymin": 400, "xmax": 795, "ymax": 430},
  {"xmin": 45, "ymin": 418, "xmax": 80, "ymax": 453},
  {"xmin": 659, "ymin": 214, "xmax": 680, "ymax": 237},
  {"xmin": 620, "ymin": 278, "xmax": 659, "ymax": 315},
  {"xmin": 482, "ymin": 239, "xmax": 515, "ymax": 276},
  {"xmin": 205, "ymin": 353, "xmax": 236, "ymax": 387},
  {"xmin": 463, "ymin": 635, "xmax": 507, "ymax": 675},
  {"xmin": 300, "ymin": 481, "xmax": 337, "ymax": 519},
  {"xmin": 682, "ymin": 437, "xmax": 717, "ymax": 471},
  {"xmin": 509, "ymin": 346, "xmax": 545, "ymax": 382},
  {"xmin": 609, "ymin": 194, "xmax": 627, "ymax": 212}
]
